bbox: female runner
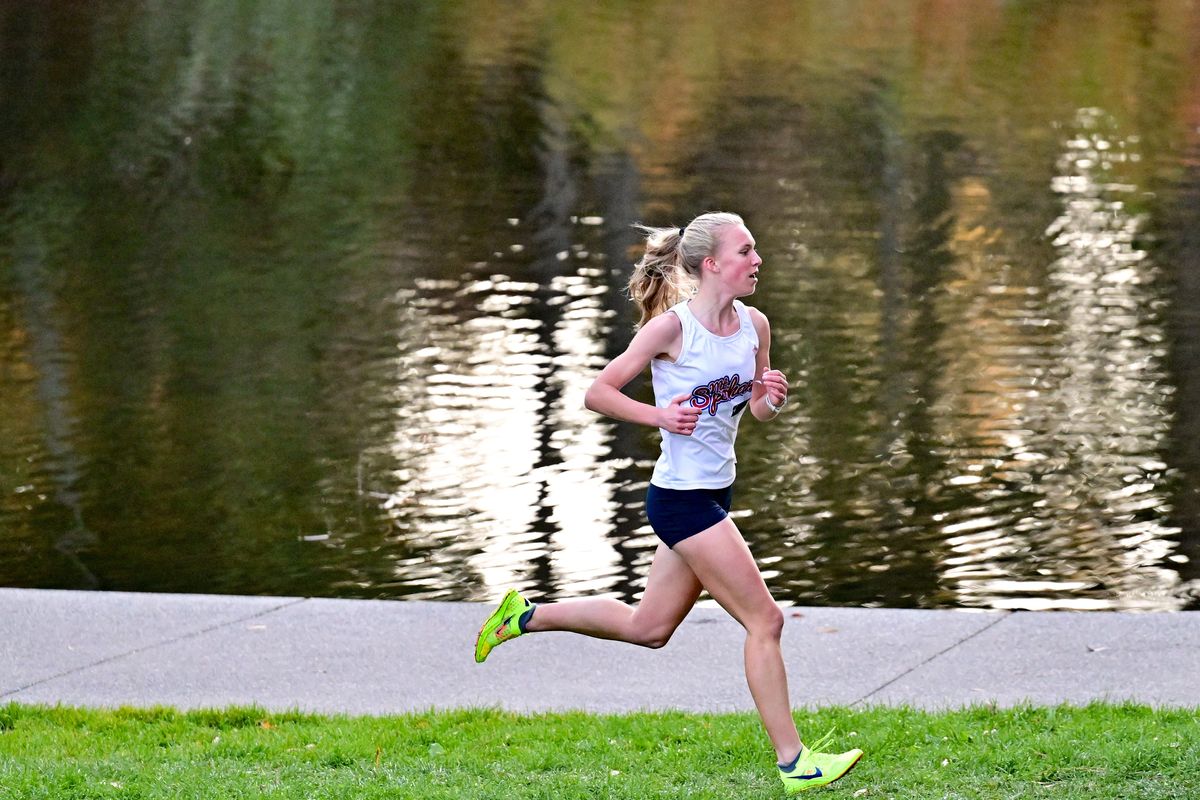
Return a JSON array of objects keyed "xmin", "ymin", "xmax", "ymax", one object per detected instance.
[{"xmin": 474, "ymin": 212, "xmax": 862, "ymax": 794}]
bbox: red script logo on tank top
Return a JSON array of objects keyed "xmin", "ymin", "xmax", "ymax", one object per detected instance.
[{"xmin": 689, "ymin": 374, "xmax": 753, "ymax": 416}]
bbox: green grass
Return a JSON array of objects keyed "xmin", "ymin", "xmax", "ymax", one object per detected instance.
[{"xmin": 0, "ymin": 703, "xmax": 1196, "ymax": 799}]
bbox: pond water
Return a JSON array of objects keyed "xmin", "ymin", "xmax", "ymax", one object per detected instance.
[{"xmin": 3, "ymin": 1, "xmax": 1199, "ymax": 610}]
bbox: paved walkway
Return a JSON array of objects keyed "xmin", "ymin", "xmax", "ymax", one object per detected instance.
[{"xmin": 2, "ymin": 588, "xmax": 1197, "ymax": 714}]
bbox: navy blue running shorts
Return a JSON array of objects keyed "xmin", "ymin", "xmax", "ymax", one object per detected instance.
[{"xmin": 645, "ymin": 483, "xmax": 734, "ymax": 548}]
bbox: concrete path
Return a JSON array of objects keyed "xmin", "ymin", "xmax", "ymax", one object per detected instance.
[{"xmin": 2, "ymin": 588, "xmax": 1197, "ymax": 715}]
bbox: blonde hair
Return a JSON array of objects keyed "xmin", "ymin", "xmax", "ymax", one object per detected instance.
[{"xmin": 627, "ymin": 211, "xmax": 744, "ymax": 327}]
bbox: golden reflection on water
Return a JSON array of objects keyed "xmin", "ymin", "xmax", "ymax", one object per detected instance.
[
  {"xmin": 935, "ymin": 108, "xmax": 1182, "ymax": 609},
  {"xmin": 360, "ymin": 108, "xmax": 1193, "ymax": 610},
  {"xmin": 2, "ymin": 1, "xmax": 1198, "ymax": 609}
]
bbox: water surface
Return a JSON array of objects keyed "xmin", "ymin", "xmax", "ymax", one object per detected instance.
[{"xmin": 2, "ymin": 1, "xmax": 1199, "ymax": 610}]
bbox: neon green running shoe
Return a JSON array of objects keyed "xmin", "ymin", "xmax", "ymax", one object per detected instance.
[
  {"xmin": 778, "ymin": 732, "xmax": 863, "ymax": 794},
  {"xmin": 474, "ymin": 588, "xmax": 532, "ymax": 663}
]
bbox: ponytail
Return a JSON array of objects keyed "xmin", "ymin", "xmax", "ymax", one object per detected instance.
[
  {"xmin": 628, "ymin": 226, "xmax": 691, "ymax": 327},
  {"xmin": 627, "ymin": 212, "xmax": 744, "ymax": 327}
]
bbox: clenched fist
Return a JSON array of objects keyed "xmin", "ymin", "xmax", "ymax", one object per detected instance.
[
  {"xmin": 660, "ymin": 393, "xmax": 702, "ymax": 436},
  {"xmin": 758, "ymin": 369, "xmax": 788, "ymax": 409}
]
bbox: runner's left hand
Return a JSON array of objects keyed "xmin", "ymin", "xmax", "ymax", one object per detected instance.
[{"xmin": 759, "ymin": 369, "xmax": 788, "ymax": 407}]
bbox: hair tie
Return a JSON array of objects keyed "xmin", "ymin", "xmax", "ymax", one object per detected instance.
[{"xmin": 678, "ymin": 227, "xmax": 686, "ymax": 238}]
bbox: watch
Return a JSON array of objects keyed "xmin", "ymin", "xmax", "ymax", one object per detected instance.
[{"xmin": 765, "ymin": 393, "xmax": 787, "ymax": 414}]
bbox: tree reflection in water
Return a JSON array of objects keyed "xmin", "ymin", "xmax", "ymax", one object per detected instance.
[{"xmin": 0, "ymin": 1, "xmax": 1197, "ymax": 609}]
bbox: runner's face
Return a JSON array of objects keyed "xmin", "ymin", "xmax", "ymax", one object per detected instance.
[{"xmin": 712, "ymin": 224, "xmax": 762, "ymax": 296}]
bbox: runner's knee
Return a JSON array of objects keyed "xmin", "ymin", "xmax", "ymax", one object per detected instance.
[
  {"xmin": 631, "ymin": 620, "xmax": 677, "ymax": 649},
  {"xmin": 746, "ymin": 603, "xmax": 784, "ymax": 641}
]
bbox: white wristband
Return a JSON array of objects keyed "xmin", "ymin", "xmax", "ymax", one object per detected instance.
[{"xmin": 765, "ymin": 394, "xmax": 787, "ymax": 414}]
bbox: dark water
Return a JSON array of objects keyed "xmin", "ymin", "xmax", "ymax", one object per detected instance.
[{"xmin": 3, "ymin": 1, "xmax": 1200, "ymax": 611}]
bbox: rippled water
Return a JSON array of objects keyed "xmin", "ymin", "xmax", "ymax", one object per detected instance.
[{"xmin": 2, "ymin": 1, "xmax": 1199, "ymax": 610}]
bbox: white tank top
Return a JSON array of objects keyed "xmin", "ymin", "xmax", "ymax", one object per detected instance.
[{"xmin": 650, "ymin": 299, "xmax": 759, "ymax": 489}]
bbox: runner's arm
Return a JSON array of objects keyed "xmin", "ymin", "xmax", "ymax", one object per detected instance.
[
  {"xmin": 584, "ymin": 313, "xmax": 682, "ymax": 428},
  {"xmin": 749, "ymin": 307, "xmax": 788, "ymax": 421}
]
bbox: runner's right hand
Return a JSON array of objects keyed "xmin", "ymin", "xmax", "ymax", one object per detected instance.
[{"xmin": 661, "ymin": 393, "xmax": 702, "ymax": 436}]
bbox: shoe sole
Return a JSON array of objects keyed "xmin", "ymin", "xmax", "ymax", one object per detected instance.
[
  {"xmin": 474, "ymin": 589, "xmax": 519, "ymax": 663},
  {"xmin": 833, "ymin": 750, "xmax": 863, "ymax": 784}
]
